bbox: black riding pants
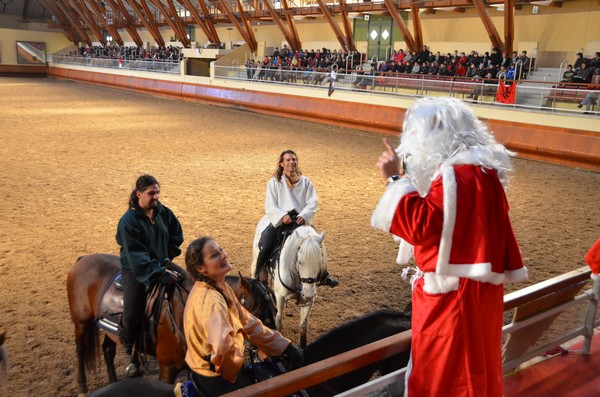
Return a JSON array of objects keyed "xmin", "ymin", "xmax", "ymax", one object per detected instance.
[
  {"xmin": 120, "ymin": 268, "xmax": 146, "ymax": 354},
  {"xmin": 191, "ymin": 371, "xmax": 252, "ymax": 396},
  {"xmin": 255, "ymin": 224, "xmax": 279, "ymax": 278}
]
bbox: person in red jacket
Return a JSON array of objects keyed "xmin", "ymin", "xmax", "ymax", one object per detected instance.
[
  {"xmin": 585, "ymin": 238, "xmax": 600, "ymax": 279},
  {"xmin": 372, "ymin": 97, "xmax": 527, "ymax": 397}
]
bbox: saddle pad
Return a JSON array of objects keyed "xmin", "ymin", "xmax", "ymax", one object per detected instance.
[{"xmin": 96, "ymin": 272, "xmax": 123, "ymax": 334}]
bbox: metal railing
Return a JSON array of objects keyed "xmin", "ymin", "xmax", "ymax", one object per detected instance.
[
  {"xmin": 52, "ymin": 55, "xmax": 181, "ymax": 74},
  {"xmin": 213, "ymin": 64, "xmax": 599, "ymax": 116}
]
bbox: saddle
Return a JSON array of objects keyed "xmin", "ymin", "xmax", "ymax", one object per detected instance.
[
  {"xmin": 96, "ymin": 272, "xmax": 169, "ymax": 355},
  {"xmin": 264, "ymin": 221, "xmax": 299, "ymax": 278}
]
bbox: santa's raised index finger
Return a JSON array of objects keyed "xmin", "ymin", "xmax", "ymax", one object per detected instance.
[{"xmin": 382, "ymin": 138, "xmax": 397, "ymax": 157}]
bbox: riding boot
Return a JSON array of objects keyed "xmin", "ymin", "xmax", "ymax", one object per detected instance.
[{"xmin": 125, "ymin": 353, "xmax": 142, "ymax": 378}]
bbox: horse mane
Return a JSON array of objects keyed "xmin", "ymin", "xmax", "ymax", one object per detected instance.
[
  {"xmin": 304, "ymin": 309, "xmax": 411, "ymax": 364},
  {"xmin": 285, "ymin": 226, "xmax": 326, "ymax": 275}
]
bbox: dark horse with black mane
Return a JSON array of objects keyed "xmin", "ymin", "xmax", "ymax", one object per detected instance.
[
  {"xmin": 86, "ymin": 309, "xmax": 412, "ymax": 397},
  {"xmin": 67, "ymin": 253, "xmax": 277, "ymax": 395}
]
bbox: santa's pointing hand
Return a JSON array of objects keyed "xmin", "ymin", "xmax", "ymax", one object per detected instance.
[{"xmin": 376, "ymin": 138, "xmax": 403, "ymax": 183}]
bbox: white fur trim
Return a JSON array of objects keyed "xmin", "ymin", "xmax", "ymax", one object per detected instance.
[
  {"xmin": 591, "ymin": 273, "xmax": 600, "ymax": 281},
  {"xmin": 396, "ymin": 239, "xmax": 414, "ymax": 265},
  {"xmin": 435, "ymin": 166, "xmax": 457, "ymax": 276},
  {"xmin": 371, "ymin": 178, "xmax": 417, "ymax": 232},
  {"xmin": 441, "ymin": 264, "xmax": 528, "ymax": 285},
  {"xmin": 422, "ymin": 273, "xmax": 460, "ymax": 294}
]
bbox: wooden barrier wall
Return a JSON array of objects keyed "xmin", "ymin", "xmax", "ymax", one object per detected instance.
[
  {"xmin": 1, "ymin": 64, "xmax": 48, "ymax": 77},
  {"xmin": 47, "ymin": 67, "xmax": 600, "ymax": 172}
]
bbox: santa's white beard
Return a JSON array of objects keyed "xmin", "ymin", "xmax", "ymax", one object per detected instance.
[{"xmin": 404, "ymin": 151, "xmax": 443, "ymax": 196}]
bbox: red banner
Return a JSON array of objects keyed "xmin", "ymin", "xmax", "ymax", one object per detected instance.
[{"xmin": 495, "ymin": 81, "xmax": 517, "ymax": 104}]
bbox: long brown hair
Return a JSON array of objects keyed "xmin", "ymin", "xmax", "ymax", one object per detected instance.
[
  {"xmin": 273, "ymin": 149, "xmax": 302, "ymax": 181},
  {"xmin": 128, "ymin": 174, "xmax": 159, "ymax": 208},
  {"xmin": 185, "ymin": 237, "xmax": 232, "ymax": 307}
]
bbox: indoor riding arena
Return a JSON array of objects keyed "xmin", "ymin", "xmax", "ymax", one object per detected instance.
[{"xmin": 0, "ymin": 76, "xmax": 598, "ymax": 396}]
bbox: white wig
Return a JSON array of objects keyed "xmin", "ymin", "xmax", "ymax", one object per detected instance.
[{"xmin": 398, "ymin": 97, "xmax": 514, "ymax": 195}]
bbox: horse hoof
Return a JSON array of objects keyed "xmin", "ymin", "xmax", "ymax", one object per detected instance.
[{"xmin": 125, "ymin": 363, "xmax": 143, "ymax": 378}]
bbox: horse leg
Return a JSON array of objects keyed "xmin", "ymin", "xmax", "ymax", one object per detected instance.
[
  {"xmin": 102, "ymin": 334, "xmax": 118, "ymax": 383},
  {"xmin": 74, "ymin": 319, "xmax": 98, "ymax": 395},
  {"xmin": 298, "ymin": 301, "xmax": 314, "ymax": 348},
  {"xmin": 275, "ymin": 294, "xmax": 287, "ymax": 331},
  {"xmin": 158, "ymin": 364, "xmax": 179, "ymax": 384}
]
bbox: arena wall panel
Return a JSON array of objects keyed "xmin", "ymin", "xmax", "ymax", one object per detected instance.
[{"xmin": 47, "ymin": 67, "xmax": 600, "ymax": 172}]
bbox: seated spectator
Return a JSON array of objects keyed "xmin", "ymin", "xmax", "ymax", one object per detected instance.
[
  {"xmin": 490, "ymin": 47, "xmax": 502, "ymax": 67},
  {"xmin": 572, "ymin": 62, "xmax": 593, "ymax": 83},
  {"xmin": 466, "ymin": 63, "xmax": 478, "ymax": 78},
  {"xmin": 427, "ymin": 61, "xmax": 439, "ymax": 75},
  {"xmin": 592, "ymin": 52, "xmax": 600, "ymax": 73},
  {"xmin": 561, "ymin": 65, "xmax": 575, "ymax": 82},
  {"xmin": 411, "ymin": 61, "xmax": 421, "ymax": 74},
  {"xmin": 467, "ymin": 72, "xmax": 496, "ymax": 101},
  {"xmin": 574, "ymin": 52, "xmax": 587, "ymax": 70},
  {"xmin": 577, "ymin": 70, "xmax": 600, "ymax": 113},
  {"xmin": 455, "ymin": 62, "xmax": 467, "ymax": 77}
]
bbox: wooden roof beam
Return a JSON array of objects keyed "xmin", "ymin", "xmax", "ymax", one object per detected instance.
[
  {"xmin": 54, "ymin": 0, "xmax": 92, "ymax": 46},
  {"xmin": 148, "ymin": 0, "xmax": 190, "ymax": 47},
  {"xmin": 125, "ymin": 0, "xmax": 165, "ymax": 47},
  {"xmin": 179, "ymin": 0, "xmax": 220, "ymax": 44},
  {"xmin": 84, "ymin": 0, "xmax": 125, "ymax": 46},
  {"xmin": 472, "ymin": 0, "xmax": 503, "ymax": 52},
  {"xmin": 262, "ymin": 0, "xmax": 298, "ymax": 50},
  {"xmin": 105, "ymin": 0, "xmax": 144, "ymax": 46},
  {"xmin": 338, "ymin": 0, "xmax": 356, "ymax": 51},
  {"xmin": 315, "ymin": 0, "xmax": 352, "ymax": 52},
  {"xmin": 215, "ymin": 0, "xmax": 257, "ymax": 52},
  {"xmin": 39, "ymin": 0, "xmax": 81, "ymax": 44},
  {"xmin": 383, "ymin": 0, "xmax": 416, "ymax": 53},
  {"xmin": 504, "ymin": 0, "xmax": 514, "ymax": 55},
  {"xmin": 235, "ymin": 0, "xmax": 258, "ymax": 52},
  {"xmin": 68, "ymin": 0, "xmax": 107, "ymax": 45},
  {"xmin": 281, "ymin": 0, "xmax": 301, "ymax": 50},
  {"xmin": 195, "ymin": 0, "xmax": 220, "ymax": 43},
  {"xmin": 410, "ymin": 4, "xmax": 423, "ymax": 51}
]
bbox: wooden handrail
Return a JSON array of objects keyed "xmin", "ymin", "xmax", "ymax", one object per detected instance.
[
  {"xmin": 504, "ymin": 266, "xmax": 591, "ymax": 311},
  {"xmin": 221, "ymin": 330, "xmax": 412, "ymax": 397}
]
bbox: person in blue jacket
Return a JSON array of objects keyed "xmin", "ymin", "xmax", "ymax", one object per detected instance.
[{"xmin": 116, "ymin": 174, "xmax": 183, "ymax": 377}]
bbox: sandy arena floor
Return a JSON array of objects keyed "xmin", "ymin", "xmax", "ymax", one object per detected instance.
[{"xmin": 0, "ymin": 76, "xmax": 598, "ymax": 396}]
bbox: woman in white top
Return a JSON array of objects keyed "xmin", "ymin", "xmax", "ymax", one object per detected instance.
[{"xmin": 253, "ymin": 150, "xmax": 338, "ymax": 287}]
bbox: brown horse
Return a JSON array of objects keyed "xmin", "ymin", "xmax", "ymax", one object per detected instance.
[
  {"xmin": 0, "ymin": 331, "xmax": 8, "ymax": 388},
  {"xmin": 67, "ymin": 254, "xmax": 277, "ymax": 395}
]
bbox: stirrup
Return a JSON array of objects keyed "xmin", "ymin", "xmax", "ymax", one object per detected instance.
[{"xmin": 125, "ymin": 354, "xmax": 143, "ymax": 378}]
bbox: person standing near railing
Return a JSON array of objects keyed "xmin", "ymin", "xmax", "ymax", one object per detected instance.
[{"xmin": 372, "ymin": 97, "xmax": 527, "ymax": 397}]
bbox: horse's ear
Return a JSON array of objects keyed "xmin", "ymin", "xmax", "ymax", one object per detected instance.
[
  {"xmin": 238, "ymin": 272, "xmax": 251, "ymax": 292},
  {"xmin": 318, "ymin": 231, "xmax": 326, "ymax": 243}
]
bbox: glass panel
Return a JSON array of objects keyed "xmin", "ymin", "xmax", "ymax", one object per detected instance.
[{"xmin": 16, "ymin": 41, "xmax": 46, "ymax": 64}]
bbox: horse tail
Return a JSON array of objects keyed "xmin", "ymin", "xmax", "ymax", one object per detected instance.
[{"xmin": 81, "ymin": 319, "xmax": 100, "ymax": 373}]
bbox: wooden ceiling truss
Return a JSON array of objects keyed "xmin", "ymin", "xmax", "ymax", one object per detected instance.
[
  {"xmin": 105, "ymin": 0, "xmax": 144, "ymax": 46},
  {"xmin": 213, "ymin": 0, "xmax": 257, "ymax": 52},
  {"xmin": 315, "ymin": 0, "xmax": 352, "ymax": 52},
  {"xmin": 472, "ymin": 0, "xmax": 503, "ymax": 51},
  {"xmin": 337, "ymin": 0, "xmax": 357, "ymax": 52},
  {"xmin": 147, "ymin": 0, "xmax": 191, "ymax": 47},
  {"xmin": 84, "ymin": 0, "xmax": 125, "ymax": 46},
  {"xmin": 179, "ymin": 0, "xmax": 220, "ymax": 44},
  {"xmin": 281, "ymin": 0, "xmax": 301, "ymax": 50},
  {"xmin": 383, "ymin": 0, "xmax": 416, "ymax": 53},
  {"xmin": 124, "ymin": 0, "xmax": 166, "ymax": 46},
  {"xmin": 262, "ymin": 0, "xmax": 300, "ymax": 50},
  {"xmin": 54, "ymin": 0, "xmax": 93, "ymax": 46},
  {"xmin": 68, "ymin": 0, "xmax": 107, "ymax": 46},
  {"xmin": 38, "ymin": 0, "xmax": 81, "ymax": 44}
]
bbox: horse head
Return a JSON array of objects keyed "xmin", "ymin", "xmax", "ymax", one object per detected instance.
[
  {"xmin": 234, "ymin": 273, "xmax": 278, "ymax": 329},
  {"xmin": 0, "ymin": 331, "xmax": 8, "ymax": 387},
  {"xmin": 296, "ymin": 227, "xmax": 327, "ymax": 302}
]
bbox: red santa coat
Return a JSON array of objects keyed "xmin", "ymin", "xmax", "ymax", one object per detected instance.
[
  {"xmin": 585, "ymin": 238, "xmax": 600, "ymax": 279},
  {"xmin": 372, "ymin": 163, "xmax": 527, "ymax": 397}
]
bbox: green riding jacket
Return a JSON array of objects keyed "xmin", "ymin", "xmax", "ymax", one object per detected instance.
[{"xmin": 116, "ymin": 201, "xmax": 184, "ymax": 287}]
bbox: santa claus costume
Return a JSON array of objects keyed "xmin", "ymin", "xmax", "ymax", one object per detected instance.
[{"xmin": 372, "ymin": 97, "xmax": 528, "ymax": 397}]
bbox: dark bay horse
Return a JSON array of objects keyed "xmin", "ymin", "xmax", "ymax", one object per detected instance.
[
  {"xmin": 0, "ymin": 331, "xmax": 8, "ymax": 387},
  {"xmin": 85, "ymin": 308, "xmax": 412, "ymax": 397},
  {"xmin": 67, "ymin": 254, "xmax": 277, "ymax": 395}
]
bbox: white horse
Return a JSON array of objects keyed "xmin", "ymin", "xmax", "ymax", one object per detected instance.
[
  {"xmin": 251, "ymin": 224, "xmax": 327, "ymax": 347},
  {"xmin": 0, "ymin": 332, "xmax": 8, "ymax": 388}
]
